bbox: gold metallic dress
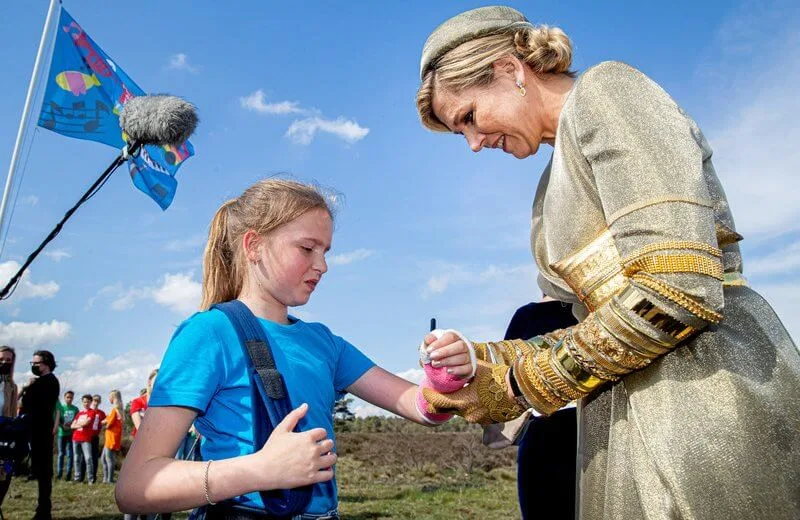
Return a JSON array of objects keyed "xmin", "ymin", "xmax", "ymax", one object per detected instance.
[
  {"xmin": 529, "ymin": 61, "xmax": 800, "ymax": 519},
  {"xmin": 425, "ymin": 61, "xmax": 800, "ymax": 519}
]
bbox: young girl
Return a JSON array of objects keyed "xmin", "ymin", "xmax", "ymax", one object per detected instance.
[
  {"xmin": 102, "ymin": 390, "xmax": 123, "ymax": 483},
  {"xmin": 115, "ymin": 179, "xmax": 471, "ymax": 519}
]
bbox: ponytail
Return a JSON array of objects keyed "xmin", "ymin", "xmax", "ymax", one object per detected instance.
[
  {"xmin": 201, "ymin": 200, "xmax": 242, "ymax": 310},
  {"xmin": 200, "ymin": 179, "xmax": 336, "ymax": 311}
]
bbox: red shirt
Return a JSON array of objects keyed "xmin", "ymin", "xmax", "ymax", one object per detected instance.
[
  {"xmin": 72, "ymin": 409, "xmax": 97, "ymax": 443},
  {"xmin": 90, "ymin": 409, "xmax": 106, "ymax": 439},
  {"xmin": 129, "ymin": 395, "xmax": 148, "ymax": 437}
]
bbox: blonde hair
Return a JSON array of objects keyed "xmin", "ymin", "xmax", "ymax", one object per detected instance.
[
  {"xmin": 417, "ymin": 25, "xmax": 574, "ymax": 132},
  {"xmin": 109, "ymin": 389, "xmax": 124, "ymax": 415},
  {"xmin": 201, "ymin": 179, "xmax": 335, "ymax": 310}
]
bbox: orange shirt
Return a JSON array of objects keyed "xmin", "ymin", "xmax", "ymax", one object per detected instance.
[{"xmin": 104, "ymin": 407, "xmax": 123, "ymax": 451}]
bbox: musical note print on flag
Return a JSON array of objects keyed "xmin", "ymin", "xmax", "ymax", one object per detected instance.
[{"xmin": 36, "ymin": 8, "xmax": 194, "ymax": 210}]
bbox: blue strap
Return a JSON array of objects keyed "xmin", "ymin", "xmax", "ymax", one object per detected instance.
[{"xmin": 212, "ymin": 300, "xmax": 312, "ymax": 517}]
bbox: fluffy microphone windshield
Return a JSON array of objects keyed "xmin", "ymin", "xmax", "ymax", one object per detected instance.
[{"xmin": 119, "ymin": 94, "xmax": 198, "ymax": 146}]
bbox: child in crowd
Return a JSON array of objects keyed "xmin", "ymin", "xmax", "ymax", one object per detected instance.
[
  {"xmin": 71, "ymin": 394, "xmax": 96, "ymax": 484},
  {"xmin": 89, "ymin": 394, "xmax": 106, "ymax": 483},
  {"xmin": 116, "ymin": 179, "xmax": 470, "ymax": 519},
  {"xmin": 55, "ymin": 390, "xmax": 77, "ymax": 481},
  {"xmin": 102, "ymin": 390, "xmax": 123, "ymax": 483}
]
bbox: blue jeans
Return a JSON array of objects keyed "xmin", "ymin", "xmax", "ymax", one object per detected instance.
[
  {"xmin": 73, "ymin": 440, "xmax": 94, "ymax": 483},
  {"xmin": 56, "ymin": 435, "xmax": 73, "ymax": 479},
  {"xmin": 102, "ymin": 446, "xmax": 117, "ymax": 483}
]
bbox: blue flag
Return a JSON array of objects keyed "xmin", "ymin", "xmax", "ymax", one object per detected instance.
[{"xmin": 37, "ymin": 8, "xmax": 194, "ymax": 210}]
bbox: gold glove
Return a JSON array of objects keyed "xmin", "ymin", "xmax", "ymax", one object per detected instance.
[
  {"xmin": 422, "ymin": 359, "xmax": 527, "ymax": 425},
  {"xmin": 472, "ymin": 330, "xmax": 565, "ymax": 366}
]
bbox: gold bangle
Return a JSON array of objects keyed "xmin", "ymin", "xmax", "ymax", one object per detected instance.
[
  {"xmin": 561, "ymin": 326, "xmax": 626, "ymax": 379},
  {"xmin": 571, "ymin": 316, "xmax": 652, "ymax": 374},
  {"xmin": 601, "ymin": 299, "xmax": 675, "ymax": 353},
  {"xmin": 514, "ymin": 356, "xmax": 564, "ymax": 413},
  {"xmin": 535, "ymin": 348, "xmax": 585, "ymax": 401},
  {"xmin": 618, "ymin": 283, "xmax": 699, "ymax": 339},
  {"xmin": 631, "ymin": 273, "xmax": 723, "ymax": 324},
  {"xmin": 550, "ymin": 337, "xmax": 607, "ymax": 393}
]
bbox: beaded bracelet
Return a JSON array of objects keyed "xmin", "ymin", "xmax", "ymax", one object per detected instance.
[{"xmin": 204, "ymin": 460, "xmax": 216, "ymax": 506}]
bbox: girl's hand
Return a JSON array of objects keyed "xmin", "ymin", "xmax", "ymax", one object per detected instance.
[
  {"xmin": 423, "ymin": 331, "xmax": 474, "ymax": 378},
  {"xmin": 254, "ymin": 403, "xmax": 336, "ymax": 490}
]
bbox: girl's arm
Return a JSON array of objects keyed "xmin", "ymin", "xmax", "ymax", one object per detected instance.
[
  {"xmin": 347, "ymin": 366, "xmax": 430, "ymax": 426},
  {"xmin": 115, "ymin": 403, "xmax": 336, "ymax": 514}
]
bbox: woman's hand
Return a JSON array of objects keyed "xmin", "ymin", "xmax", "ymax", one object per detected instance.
[
  {"xmin": 424, "ymin": 331, "xmax": 474, "ymax": 378},
  {"xmin": 254, "ymin": 403, "xmax": 336, "ymax": 490}
]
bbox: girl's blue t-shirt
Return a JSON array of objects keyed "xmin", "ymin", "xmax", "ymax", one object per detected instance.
[{"xmin": 148, "ymin": 309, "xmax": 375, "ymax": 514}]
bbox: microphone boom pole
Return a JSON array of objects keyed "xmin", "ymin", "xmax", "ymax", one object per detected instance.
[{"xmin": 0, "ymin": 141, "xmax": 140, "ymax": 301}]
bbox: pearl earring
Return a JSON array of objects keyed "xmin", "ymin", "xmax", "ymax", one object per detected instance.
[{"xmin": 516, "ymin": 79, "xmax": 527, "ymax": 96}]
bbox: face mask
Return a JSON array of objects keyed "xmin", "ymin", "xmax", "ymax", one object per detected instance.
[
  {"xmin": 0, "ymin": 364, "xmax": 11, "ymax": 375},
  {"xmin": 31, "ymin": 365, "xmax": 43, "ymax": 377}
]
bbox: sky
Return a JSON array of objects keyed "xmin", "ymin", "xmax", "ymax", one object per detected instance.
[{"xmin": 0, "ymin": 1, "xmax": 798, "ymax": 417}]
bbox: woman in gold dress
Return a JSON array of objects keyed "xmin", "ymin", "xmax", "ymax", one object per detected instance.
[{"xmin": 415, "ymin": 6, "xmax": 800, "ymax": 519}]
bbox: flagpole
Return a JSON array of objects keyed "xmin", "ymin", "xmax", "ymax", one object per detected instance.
[{"xmin": 0, "ymin": 0, "xmax": 61, "ymax": 258}]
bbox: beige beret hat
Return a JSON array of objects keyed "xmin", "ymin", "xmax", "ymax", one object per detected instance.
[{"xmin": 419, "ymin": 6, "xmax": 534, "ymax": 80}]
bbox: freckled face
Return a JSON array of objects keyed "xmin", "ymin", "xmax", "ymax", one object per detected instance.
[
  {"xmin": 432, "ymin": 75, "xmax": 545, "ymax": 159},
  {"xmin": 256, "ymin": 208, "xmax": 332, "ymax": 308}
]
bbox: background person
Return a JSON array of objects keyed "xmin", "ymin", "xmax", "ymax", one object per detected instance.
[
  {"xmin": 0, "ymin": 346, "xmax": 18, "ymax": 509},
  {"xmin": 20, "ymin": 350, "xmax": 60, "ymax": 520},
  {"xmin": 102, "ymin": 390, "xmax": 124, "ymax": 484},
  {"xmin": 55, "ymin": 390, "xmax": 78, "ymax": 481},
  {"xmin": 503, "ymin": 298, "xmax": 577, "ymax": 520},
  {"xmin": 415, "ymin": 6, "xmax": 800, "ymax": 519},
  {"xmin": 90, "ymin": 394, "xmax": 106, "ymax": 483},
  {"xmin": 71, "ymin": 394, "xmax": 96, "ymax": 484},
  {"xmin": 129, "ymin": 370, "xmax": 157, "ymax": 438}
]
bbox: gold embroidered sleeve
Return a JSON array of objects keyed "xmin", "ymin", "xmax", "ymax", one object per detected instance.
[
  {"xmin": 510, "ymin": 233, "xmax": 727, "ymax": 416},
  {"xmin": 508, "ymin": 62, "xmax": 735, "ymax": 417}
]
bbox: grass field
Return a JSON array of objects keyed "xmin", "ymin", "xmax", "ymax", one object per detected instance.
[{"xmin": 1, "ymin": 431, "xmax": 522, "ymax": 519}]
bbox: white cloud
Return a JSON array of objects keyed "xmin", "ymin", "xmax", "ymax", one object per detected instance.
[
  {"xmin": 0, "ymin": 320, "xmax": 70, "ymax": 350},
  {"xmin": 328, "ymin": 248, "xmax": 375, "ymax": 266},
  {"xmin": 92, "ymin": 272, "xmax": 201, "ymax": 315},
  {"xmin": 57, "ymin": 350, "xmax": 162, "ymax": 402},
  {"xmin": 111, "ymin": 287, "xmax": 147, "ymax": 311},
  {"xmin": 396, "ymin": 367, "xmax": 424, "ymax": 385},
  {"xmin": 0, "ymin": 261, "xmax": 59, "ymax": 302},
  {"xmin": 164, "ymin": 235, "xmax": 207, "ymax": 252},
  {"xmin": 240, "ymin": 89, "xmax": 368, "ymax": 145},
  {"xmin": 44, "ymin": 249, "xmax": 71, "ymax": 262},
  {"xmin": 240, "ymin": 90, "xmax": 305, "ymax": 115},
  {"xmin": 167, "ymin": 53, "xmax": 200, "ymax": 73},
  {"xmin": 21, "ymin": 195, "xmax": 38, "ymax": 206},
  {"xmin": 747, "ymin": 241, "xmax": 800, "ymax": 278},
  {"xmin": 703, "ymin": 13, "xmax": 800, "ymax": 239},
  {"xmin": 151, "ymin": 272, "xmax": 202, "ymax": 314},
  {"xmin": 422, "ymin": 263, "xmax": 536, "ymax": 298},
  {"xmin": 286, "ymin": 116, "xmax": 369, "ymax": 145}
]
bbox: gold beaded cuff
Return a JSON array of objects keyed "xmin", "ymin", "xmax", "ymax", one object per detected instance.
[
  {"xmin": 623, "ymin": 253, "xmax": 724, "ymax": 281},
  {"xmin": 474, "ymin": 339, "xmax": 539, "ymax": 366}
]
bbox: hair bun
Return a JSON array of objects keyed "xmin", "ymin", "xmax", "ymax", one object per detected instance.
[{"xmin": 514, "ymin": 25, "xmax": 573, "ymax": 74}]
